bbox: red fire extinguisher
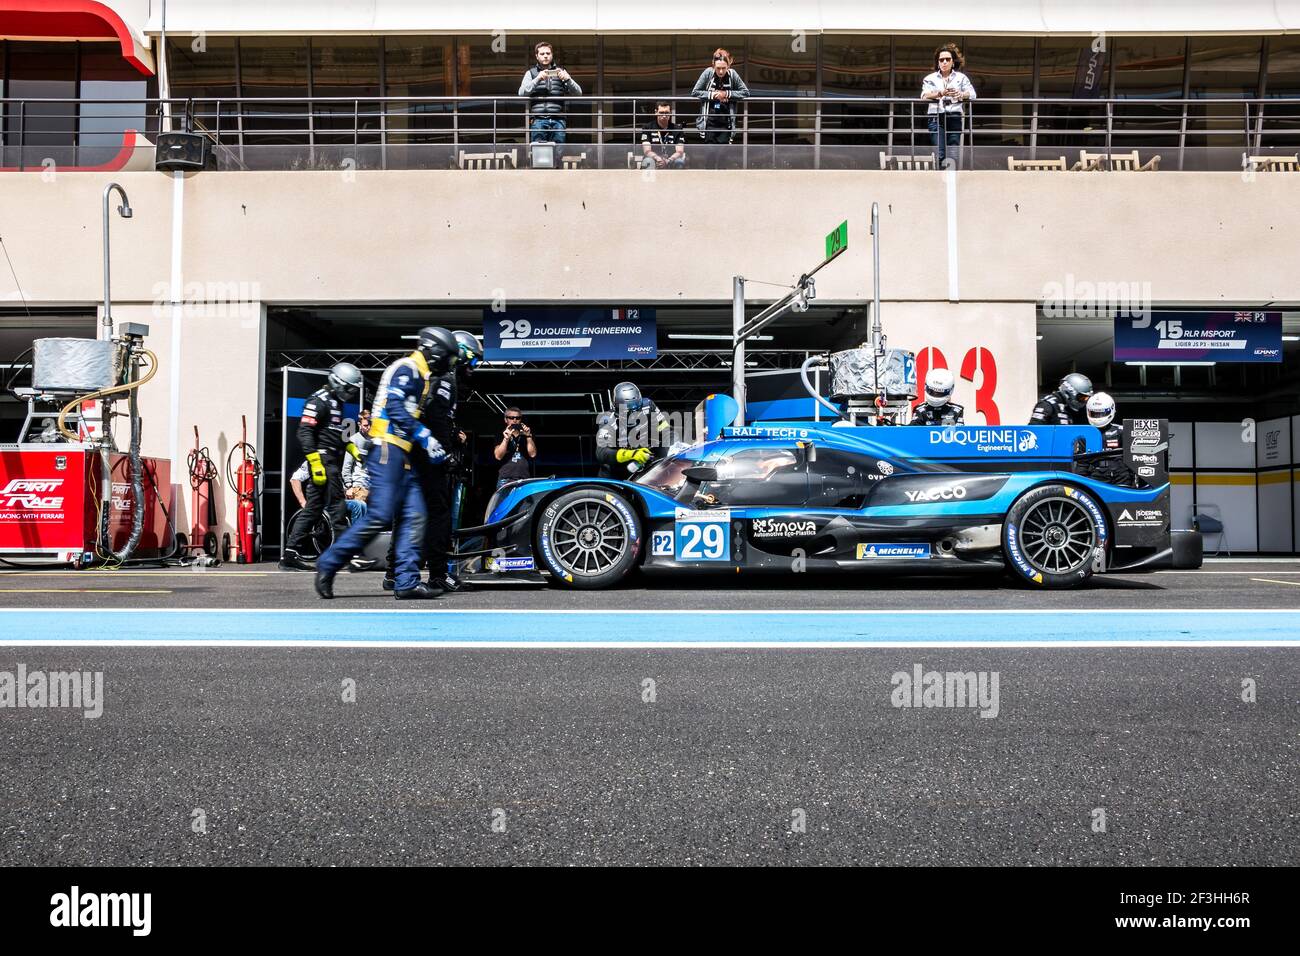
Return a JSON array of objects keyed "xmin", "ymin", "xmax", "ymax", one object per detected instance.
[
  {"xmin": 185, "ymin": 426, "xmax": 220, "ymax": 561},
  {"xmin": 226, "ymin": 415, "xmax": 262, "ymax": 564}
]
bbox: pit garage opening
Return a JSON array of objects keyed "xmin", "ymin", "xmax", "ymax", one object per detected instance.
[
  {"xmin": 261, "ymin": 303, "xmax": 861, "ymax": 555},
  {"xmin": 1036, "ymin": 306, "xmax": 1300, "ymax": 554}
]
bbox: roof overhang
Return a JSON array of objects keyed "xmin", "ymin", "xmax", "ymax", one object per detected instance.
[{"xmin": 0, "ymin": 1, "xmax": 154, "ymax": 75}]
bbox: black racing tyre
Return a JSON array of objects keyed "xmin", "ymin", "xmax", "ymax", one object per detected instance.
[
  {"xmin": 1002, "ymin": 483, "xmax": 1107, "ymax": 589},
  {"xmin": 285, "ymin": 510, "xmax": 335, "ymax": 559},
  {"xmin": 534, "ymin": 488, "xmax": 641, "ymax": 589}
]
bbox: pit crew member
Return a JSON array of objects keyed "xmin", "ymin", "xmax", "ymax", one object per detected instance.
[
  {"xmin": 280, "ymin": 362, "xmax": 363, "ymax": 571},
  {"xmin": 315, "ymin": 328, "xmax": 454, "ymax": 600},
  {"xmin": 909, "ymin": 368, "xmax": 965, "ymax": 425}
]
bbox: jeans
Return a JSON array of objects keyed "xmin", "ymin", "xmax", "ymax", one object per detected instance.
[
  {"xmin": 530, "ymin": 116, "xmax": 567, "ymax": 143},
  {"xmin": 386, "ymin": 457, "xmax": 450, "ymax": 581},
  {"xmin": 928, "ymin": 111, "xmax": 963, "ymax": 168},
  {"xmin": 345, "ymin": 498, "xmax": 366, "ymax": 525},
  {"xmin": 318, "ymin": 442, "xmax": 427, "ymax": 592},
  {"xmin": 640, "ymin": 153, "xmax": 686, "ymax": 169}
]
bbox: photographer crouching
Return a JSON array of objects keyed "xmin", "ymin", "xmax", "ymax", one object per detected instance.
[{"xmin": 494, "ymin": 407, "xmax": 536, "ymax": 490}]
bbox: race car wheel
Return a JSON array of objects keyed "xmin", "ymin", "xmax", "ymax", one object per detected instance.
[
  {"xmin": 535, "ymin": 489, "xmax": 641, "ymax": 589},
  {"xmin": 1003, "ymin": 483, "xmax": 1104, "ymax": 588}
]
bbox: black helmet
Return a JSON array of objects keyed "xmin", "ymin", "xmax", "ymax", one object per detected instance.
[
  {"xmin": 1058, "ymin": 372, "xmax": 1094, "ymax": 411},
  {"xmin": 452, "ymin": 330, "xmax": 482, "ymax": 369},
  {"xmin": 416, "ymin": 326, "xmax": 458, "ymax": 372},
  {"xmin": 327, "ymin": 362, "xmax": 363, "ymax": 401}
]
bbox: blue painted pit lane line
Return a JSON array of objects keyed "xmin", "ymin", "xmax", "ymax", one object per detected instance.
[{"xmin": 0, "ymin": 609, "xmax": 1297, "ymax": 646}]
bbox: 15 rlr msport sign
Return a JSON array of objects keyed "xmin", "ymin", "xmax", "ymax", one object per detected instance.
[
  {"xmin": 484, "ymin": 308, "xmax": 657, "ymax": 361},
  {"xmin": 1114, "ymin": 311, "xmax": 1282, "ymax": 363}
]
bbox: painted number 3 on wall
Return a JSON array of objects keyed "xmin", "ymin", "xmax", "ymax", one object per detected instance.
[{"xmin": 913, "ymin": 346, "xmax": 1000, "ymax": 425}]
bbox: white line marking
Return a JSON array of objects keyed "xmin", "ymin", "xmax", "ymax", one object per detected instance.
[
  {"xmin": 0, "ymin": 608, "xmax": 1296, "ymax": 615},
  {"xmin": 1157, "ymin": 570, "xmax": 1300, "ymax": 575},
  {"xmin": 0, "ymin": 641, "xmax": 1293, "ymax": 649},
  {"xmin": 1251, "ymin": 578, "xmax": 1300, "ymax": 588}
]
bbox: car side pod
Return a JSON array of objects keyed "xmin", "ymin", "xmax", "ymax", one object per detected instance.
[{"xmin": 1171, "ymin": 529, "xmax": 1204, "ymax": 569}]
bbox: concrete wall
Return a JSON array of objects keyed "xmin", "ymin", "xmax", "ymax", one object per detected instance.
[
  {"xmin": 3, "ymin": 166, "xmax": 1299, "ymax": 536},
  {"xmin": 4, "ymin": 170, "xmax": 1296, "ymax": 307}
]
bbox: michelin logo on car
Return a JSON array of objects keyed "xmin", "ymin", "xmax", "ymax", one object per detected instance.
[{"xmin": 856, "ymin": 543, "xmax": 931, "ymax": 559}]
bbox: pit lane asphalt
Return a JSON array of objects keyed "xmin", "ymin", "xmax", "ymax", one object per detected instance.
[
  {"xmin": 0, "ymin": 560, "xmax": 1295, "ymax": 865},
  {"xmin": 0, "ymin": 646, "xmax": 1295, "ymax": 865},
  {"xmin": 0, "ymin": 559, "xmax": 1298, "ymax": 610}
]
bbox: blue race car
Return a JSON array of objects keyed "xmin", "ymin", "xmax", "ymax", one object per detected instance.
[{"xmin": 457, "ymin": 419, "xmax": 1202, "ymax": 589}]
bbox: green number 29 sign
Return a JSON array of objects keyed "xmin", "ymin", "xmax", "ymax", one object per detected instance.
[{"xmin": 825, "ymin": 220, "xmax": 848, "ymax": 261}]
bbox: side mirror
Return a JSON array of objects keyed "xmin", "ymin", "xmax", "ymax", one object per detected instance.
[{"xmin": 683, "ymin": 466, "xmax": 719, "ymax": 483}]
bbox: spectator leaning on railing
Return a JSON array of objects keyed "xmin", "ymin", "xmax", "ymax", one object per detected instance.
[
  {"xmin": 692, "ymin": 49, "xmax": 749, "ymax": 165},
  {"xmin": 519, "ymin": 41, "xmax": 583, "ymax": 145},
  {"xmin": 920, "ymin": 43, "xmax": 975, "ymax": 168},
  {"xmin": 640, "ymin": 101, "xmax": 687, "ymax": 169}
]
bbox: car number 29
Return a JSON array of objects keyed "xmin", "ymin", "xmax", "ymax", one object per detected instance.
[{"xmin": 676, "ymin": 521, "xmax": 730, "ymax": 561}]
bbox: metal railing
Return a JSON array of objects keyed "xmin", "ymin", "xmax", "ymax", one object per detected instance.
[{"xmin": 3, "ymin": 95, "xmax": 1298, "ymax": 171}]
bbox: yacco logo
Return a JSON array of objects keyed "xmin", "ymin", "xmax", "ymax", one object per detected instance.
[
  {"xmin": 857, "ymin": 543, "xmax": 931, "ymax": 559},
  {"xmin": 0, "ymin": 478, "xmax": 65, "ymax": 510},
  {"xmin": 929, "ymin": 428, "xmax": 1037, "ymax": 454},
  {"xmin": 903, "ymin": 484, "xmax": 967, "ymax": 502}
]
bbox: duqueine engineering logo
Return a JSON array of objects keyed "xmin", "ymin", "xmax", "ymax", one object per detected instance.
[{"xmin": 929, "ymin": 428, "xmax": 1038, "ymax": 454}]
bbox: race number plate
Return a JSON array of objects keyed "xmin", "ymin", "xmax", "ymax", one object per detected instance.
[{"xmin": 674, "ymin": 508, "xmax": 731, "ymax": 562}]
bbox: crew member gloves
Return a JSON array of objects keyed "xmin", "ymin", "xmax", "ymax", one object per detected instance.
[
  {"xmin": 416, "ymin": 428, "xmax": 447, "ymax": 464},
  {"xmin": 306, "ymin": 451, "xmax": 328, "ymax": 485},
  {"xmin": 616, "ymin": 448, "xmax": 652, "ymax": 465}
]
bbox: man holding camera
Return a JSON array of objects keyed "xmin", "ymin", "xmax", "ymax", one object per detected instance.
[
  {"xmin": 520, "ymin": 41, "xmax": 582, "ymax": 144},
  {"xmin": 494, "ymin": 408, "xmax": 536, "ymax": 489}
]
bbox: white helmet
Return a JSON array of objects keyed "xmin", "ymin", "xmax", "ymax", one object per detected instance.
[
  {"xmin": 328, "ymin": 362, "xmax": 363, "ymax": 401},
  {"xmin": 1086, "ymin": 391, "xmax": 1116, "ymax": 428},
  {"xmin": 924, "ymin": 368, "xmax": 955, "ymax": 407}
]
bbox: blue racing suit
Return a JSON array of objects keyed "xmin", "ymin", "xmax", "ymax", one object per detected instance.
[{"xmin": 317, "ymin": 351, "xmax": 445, "ymax": 591}]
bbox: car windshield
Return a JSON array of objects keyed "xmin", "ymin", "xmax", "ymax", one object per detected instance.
[
  {"xmin": 635, "ymin": 445, "xmax": 801, "ymax": 496},
  {"xmin": 635, "ymin": 452, "xmax": 706, "ymax": 495}
]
